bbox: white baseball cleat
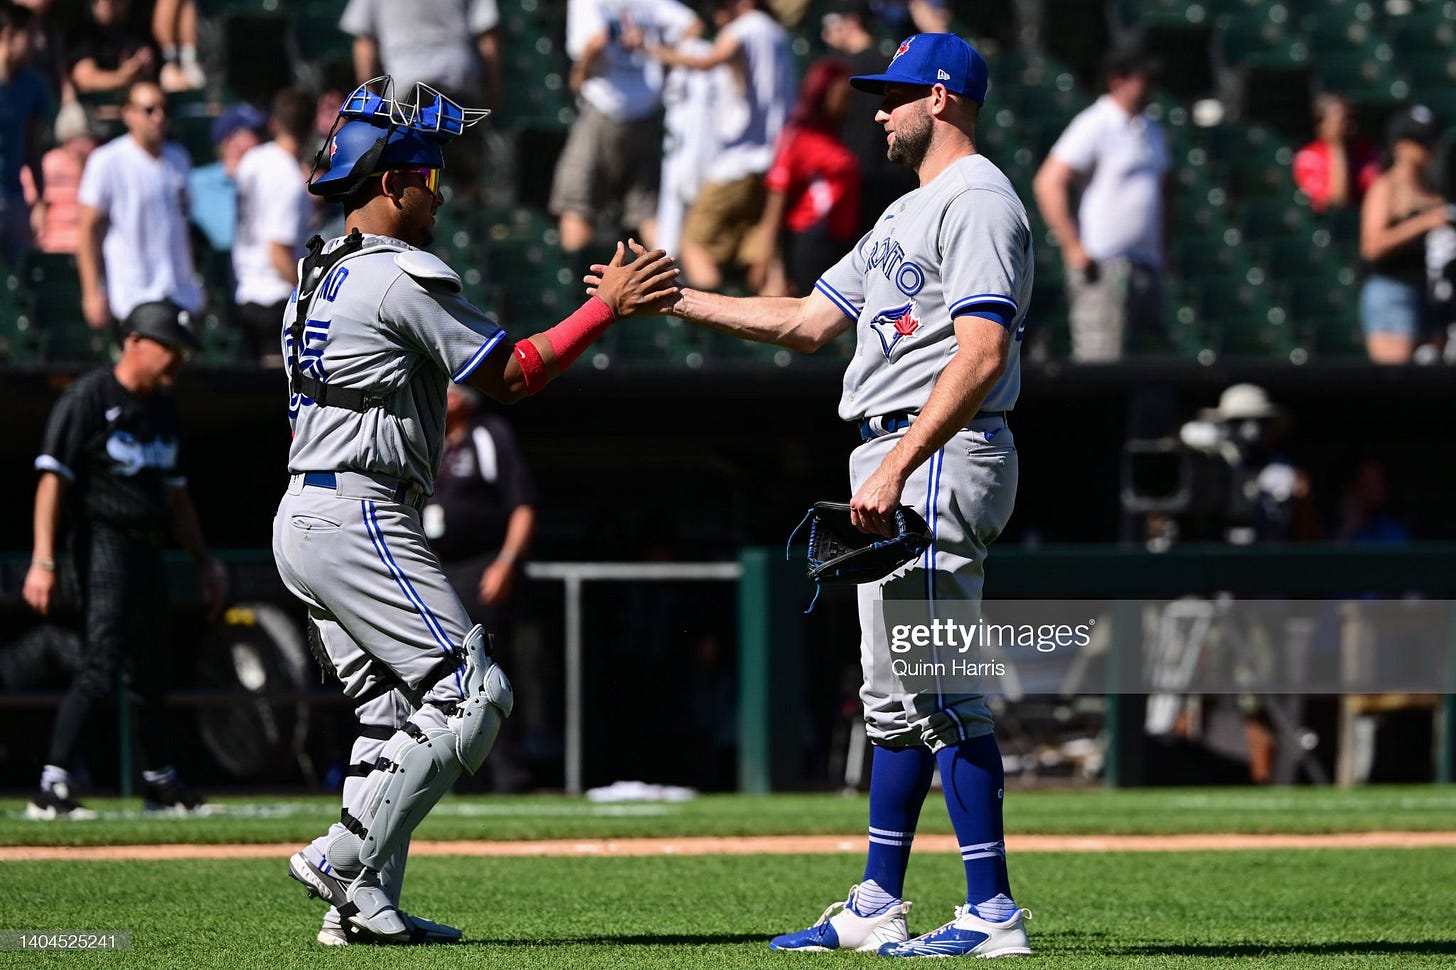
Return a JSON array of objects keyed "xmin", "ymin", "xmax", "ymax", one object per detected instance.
[
  {"xmin": 289, "ymin": 851, "xmax": 350, "ymax": 907},
  {"xmin": 24, "ymin": 784, "xmax": 98, "ymax": 821},
  {"xmin": 877, "ymin": 904, "xmax": 1032, "ymax": 958},
  {"xmin": 317, "ymin": 925, "xmax": 349, "ymax": 947},
  {"xmin": 318, "ymin": 912, "xmax": 463, "ymax": 946},
  {"xmin": 288, "ymin": 852, "xmax": 408, "ymax": 942},
  {"xmin": 768, "ymin": 882, "xmax": 912, "ymax": 952}
]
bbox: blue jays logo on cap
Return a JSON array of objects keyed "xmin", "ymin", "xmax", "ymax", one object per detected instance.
[{"xmin": 851, "ymin": 32, "xmax": 989, "ymax": 105}]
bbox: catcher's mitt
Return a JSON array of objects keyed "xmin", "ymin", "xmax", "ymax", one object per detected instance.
[{"xmin": 788, "ymin": 501, "xmax": 933, "ymax": 586}]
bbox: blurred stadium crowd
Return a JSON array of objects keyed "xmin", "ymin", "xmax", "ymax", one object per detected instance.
[{"xmin": 2, "ymin": 0, "xmax": 1456, "ymax": 367}]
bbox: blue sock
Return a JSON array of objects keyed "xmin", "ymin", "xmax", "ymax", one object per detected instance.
[
  {"xmin": 857, "ymin": 744, "xmax": 935, "ymax": 912},
  {"xmin": 936, "ymin": 734, "xmax": 1014, "ymax": 921}
]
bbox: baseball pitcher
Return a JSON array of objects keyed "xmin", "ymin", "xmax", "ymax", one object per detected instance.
[{"xmin": 598, "ymin": 33, "xmax": 1034, "ymax": 957}]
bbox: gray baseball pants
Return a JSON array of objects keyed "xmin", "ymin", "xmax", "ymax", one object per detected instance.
[{"xmin": 852, "ymin": 414, "xmax": 1019, "ymax": 751}]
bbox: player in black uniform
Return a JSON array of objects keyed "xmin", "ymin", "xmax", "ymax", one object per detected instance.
[
  {"xmin": 22, "ymin": 300, "xmax": 227, "ymax": 819},
  {"xmin": 424, "ymin": 383, "xmax": 538, "ymax": 792}
]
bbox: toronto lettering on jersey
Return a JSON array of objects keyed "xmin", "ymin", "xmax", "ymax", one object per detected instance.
[
  {"xmin": 865, "ymin": 235, "xmax": 926, "ymax": 297},
  {"xmin": 865, "ymin": 233, "xmax": 929, "ymax": 361}
]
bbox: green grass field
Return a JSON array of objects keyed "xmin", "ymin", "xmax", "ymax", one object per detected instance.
[
  {"xmin": 4, "ymin": 786, "xmax": 1456, "ymax": 846},
  {"xmin": 4, "ymin": 788, "xmax": 1456, "ymax": 968}
]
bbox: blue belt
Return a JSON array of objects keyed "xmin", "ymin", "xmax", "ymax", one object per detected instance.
[
  {"xmin": 302, "ymin": 471, "xmax": 420, "ymax": 507},
  {"xmin": 858, "ymin": 410, "xmax": 1007, "ymax": 442}
]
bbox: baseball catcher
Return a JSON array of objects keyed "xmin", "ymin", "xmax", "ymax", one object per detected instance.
[{"xmin": 276, "ymin": 77, "xmax": 678, "ymax": 946}]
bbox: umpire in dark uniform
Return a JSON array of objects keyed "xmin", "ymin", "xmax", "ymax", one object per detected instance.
[
  {"xmin": 421, "ymin": 383, "xmax": 538, "ymax": 791},
  {"xmin": 22, "ymin": 301, "xmax": 227, "ymax": 819}
]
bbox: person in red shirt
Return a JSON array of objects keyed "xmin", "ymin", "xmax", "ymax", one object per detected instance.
[
  {"xmin": 750, "ymin": 58, "xmax": 861, "ymax": 297},
  {"xmin": 1293, "ymin": 93, "xmax": 1381, "ymax": 214}
]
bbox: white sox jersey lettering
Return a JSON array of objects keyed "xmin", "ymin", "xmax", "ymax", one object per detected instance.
[
  {"xmin": 282, "ymin": 233, "xmax": 506, "ymax": 494},
  {"xmin": 815, "ymin": 154, "xmax": 1032, "ymax": 420}
]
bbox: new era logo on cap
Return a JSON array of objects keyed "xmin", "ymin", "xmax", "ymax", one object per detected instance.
[{"xmin": 851, "ymin": 32, "xmax": 990, "ymax": 104}]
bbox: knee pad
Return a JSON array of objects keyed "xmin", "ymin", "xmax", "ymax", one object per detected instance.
[
  {"xmin": 455, "ymin": 664, "xmax": 512, "ymax": 773},
  {"xmin": 455, "ymin": 625, "xmax": 514, "ymax": 774},
  {"xmin": 353, "ymin": 631, "xmax": 513, "ymax": 869}
]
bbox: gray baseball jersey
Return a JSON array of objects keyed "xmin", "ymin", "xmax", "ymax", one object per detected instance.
[
  {"xmin": 816, "ymin": 153, "xmax": 1032, "ymax": 420},
  {"xmin": 282, "ymin": 233, "xmax": 506, "ymax": 495}
]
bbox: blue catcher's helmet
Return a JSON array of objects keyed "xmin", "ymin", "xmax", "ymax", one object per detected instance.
[{"xmin": 308, "ymin": 76, "xmax": 490, "ymax": 199}]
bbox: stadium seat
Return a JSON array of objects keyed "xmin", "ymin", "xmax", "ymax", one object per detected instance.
[
  {"xmin": 291, "ymin": 1, "xmax": 352, "ymax": 64},
  {"xmin": 198, "ymin": 308, "xmax": 243, "ymax": 364},
  {"xmin": 18, "ymin": 253, "xmax": 109, "ymax": 362},
  {"xmin": 0, "ymin": 271, "xmax": 41, "ymax": 363},
  {"xmin": 1284, "ymin": 272, "xmax": 1364, "ymax": 355},
  {"xmin": 219, "ymin": 12, "xmax": 290, "ymax": 104},
  {"xmin": 1200, "ymin": 124, "xmax": 1298, "ymax": 202},
  {"xmin": 1383, "ymin": 10, "xmax": 1456, "ymax": 55},
  {"xmin": 605, "ymin": 315, "xmax": 700, "ymax": 367},
  {"xmin": 1163, "ymin": 282, "xmax": 1211, "ymax": 359},
  {"xmin": 1175, "ymin": 180, "xmax": 1235, "ymax": 234},
  {"xmin": 1035, "ymin": 0, "xmax": 1111, "ymax": 88},
  {"xmin": 1199, "ymin": 270, "xmax": 1297, "ymax": 359},
  {"xmin": 1245, "ymin": 225, "xmax": 1337, "ymax": 279},
  {"xmin": 1240, "ymin": 195, "xmax": 1315, "ymax": 240},
  {"xmin": 1315, "ymin": 48, "xmax": 1410, "ymax": 103},
  {"xmin": 1217, "ymin": 6, "xmax": 1310, "ymax": 69},
  {"xmin": 1400, "ymin": 52, "xmax": 1456, "ymax": 94}
]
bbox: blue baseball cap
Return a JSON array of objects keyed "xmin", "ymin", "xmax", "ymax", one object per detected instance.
[
  {"xmin": 850, "ymin": 33, "xmax": 989, "ymax": 104},
  {"xmin": 211, "ymin": 103, "xmax": 266, "ymax": 146}
]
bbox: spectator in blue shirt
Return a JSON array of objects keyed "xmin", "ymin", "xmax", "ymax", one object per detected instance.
[
  {"xmin": 186, "ymin": 103, "xmax": 264, "ymax": 253},
  {"xmin": 0, "ymin": 1, "xmax": 52, "ymax": 263}
]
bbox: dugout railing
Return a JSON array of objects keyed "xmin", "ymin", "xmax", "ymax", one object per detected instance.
[
  {"xmin": 736, "ymin": 544, "xmax": 1456, "ymax": 791},
  {"xmin": 2, "ymin": 546, "xmax": 1456, "ymax": 794}
]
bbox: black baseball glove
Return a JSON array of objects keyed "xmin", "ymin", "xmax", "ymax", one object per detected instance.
[{"xmin": 789, "ymin": 501, "xmax": 933, "ymax": 586}]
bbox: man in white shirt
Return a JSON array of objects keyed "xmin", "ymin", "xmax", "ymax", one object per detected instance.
[
  {"xmin": 1033, "ymin": 43, "xmax": 1170, "ymax": 361},
  {"xmin": 655, "ymin": 36, "xmax": 726, "ymax": 257},
  {"xmin": 77, "ymin": 80, "xmax": 202, "ymax": 331},
  {"xmin": 552, "ymin": 0, "xmax": 700, "ymax": 273},
  {"xmin": 649, "ymin": 0, "xmax": 795, "ymax": 288},
  {"xmin": 233, "ymin": 88, "xmax": 315, "ymax": 367}
]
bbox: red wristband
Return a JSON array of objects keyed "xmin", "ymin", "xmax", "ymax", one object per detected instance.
[
  {"xmin": 513, "ymin": 339, "xmax": 547, "ymax": 395},
  {"xmin": 544, "ymin": 296, "xmax": 615, "ymax": 371}
]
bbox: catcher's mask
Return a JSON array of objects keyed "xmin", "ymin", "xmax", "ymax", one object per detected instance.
[{"xmin": 308, "ymin": 76, "xmax": 490, "ymax": 199}]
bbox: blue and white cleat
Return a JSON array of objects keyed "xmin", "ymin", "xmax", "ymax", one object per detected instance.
[
  {"xmin": 877, "ymin": 904, "xmax": 1032, "ymax": 958},
  {"xmin": 769, "ymin": 883, "xmax": 912, "ymax": 952}
]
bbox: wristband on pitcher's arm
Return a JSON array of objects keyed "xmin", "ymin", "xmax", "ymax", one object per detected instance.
[
  {"xmin": 544, "ymin": 296, "xmax": 615, "ymax": 371},
  {"xmin": 513, "ymin": 339, "xmax": 548, "ymax": 395}
]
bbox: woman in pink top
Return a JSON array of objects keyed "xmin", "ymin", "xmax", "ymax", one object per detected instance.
[{"xmin": 23, "ymin": 102, "xmax": 99, "ymax": 254}]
